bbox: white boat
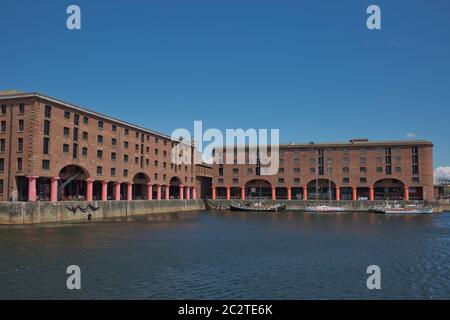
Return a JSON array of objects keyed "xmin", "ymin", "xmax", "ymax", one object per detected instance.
[
  {"xmin": 304, "ymin": 205, "xmax": 346, "ymax": 213},
  {"xmin": 371, "ymin": 203, "xmax": 433, "ymax": 214}
]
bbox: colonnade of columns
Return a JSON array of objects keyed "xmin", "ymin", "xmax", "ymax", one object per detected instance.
[
  {"xmin": 210, "ymin": 184, "xmax": 411, "ymax": 201},
  {"xmin": 26, "ymin": 176, "xmax": 198, "ymax": 202}
]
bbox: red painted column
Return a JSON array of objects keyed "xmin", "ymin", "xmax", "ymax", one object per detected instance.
[
  {"xmin": 212, "ymin": 186, "xmax": 216, "ymax": 200},
  {"xmin": 165, "ymin": 185, "xmax": 170, "ymax": 200},
  {"xmin": 114, "ymin": 182, "xmax": 121, "ymax": 200},
  {"xmin": 271, "ymin": 186, "xmax": 276, "ymax": 200},
  {"xmin": 404, "ymin": 186, "xmax": 410, "ymax": 201},
  {"xmin": 156, "ymin": 184, "xmax": 161, "ymax": 200},
  {"xmin": 369, "ymin": 186, "xmax": 374, "ymax": 201},
  {"xmin": 101, "ymin": 180, "xmax": 108, "ymax": 201},
  {"xmin": 179, "ymin": 185, "xmax": 184, "ymax": 200},
  {"xmin": 287, "ymin": 186, "xmax": 292, "ymax": 200},
  {"xmin": 86, "ymin": 178, "xmax": 94, "ymax": 202},
  {"xmin": 192, "ymin": 187, "xmax": 197, "ymax": 200},
  {"xmin": 186, "ymin": 186, "xmax": 190, "ymax": 200},
  {"xmin": 27, "ymin": 176, "xmax": 38, "ymax": 202},
  {"xmin": 241, "ymin": 186, "xmax": 245, "ymax": 200},
  {"xmin": 303, "ymin": 186, "xmax": 308, "ymax": 201},
  {"xmin": 147, "ymin": 183, "xmax": 153, "ymax": 200},
  {"xmin": 336, "ymin": 186, "xmax": 341, "ymax": 201},
  {"xmin": 226, "ymin": 187, "xmax": 231, "ymax": 200},
  {"xmin": 127, "ymin": 182, "xmax": 133, "ymax": 201},
  {"xmin": 50, "ymin": 177, "xmax": 59, "ymax": 202},
  {"xmin": 352, "ymin": 186, "xmax": 357, "ymax": 201}
]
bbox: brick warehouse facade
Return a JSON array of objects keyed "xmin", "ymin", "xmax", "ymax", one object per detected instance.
[
  {"xmin": 211, "ymin": 139, "xmax": 434, "ymax": 201},
  {"xmin": 0, "ymin": 91, "xmax": 434, "ymax": 203},
  {"xmin": 0, "ymin": 91, "xmax": 213, "ymax": 202}
]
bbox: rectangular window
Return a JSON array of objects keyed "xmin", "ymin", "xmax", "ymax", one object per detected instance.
[
  {"xmin": 233, "ymin": 178, "xmax": 239, "ymax": 184},
  {"xmin": 0, "ymin": 139, "xmax": 5, "ymax": 153},
  {"xmin": 1, "ymin": 121, "xmax": 6, "ymax": 132},
  {"xmin": 112, "ymin": 138, "xmax": 117, "ymax": 146},
  {"xmin": 18, "ymin": 119, "xmax": 24, "ymax": 132},
  {"xmin": 0, "ymin": 180, "xmax": 3, "ymax": 194},
  {"xmin": 278, "ymin": 178, "xmax": 285, "ymax": 184},
  {"xmin": 112, "ymin": 125, "xmax": 117, "ymax": 132},
  {"xmin": 124, "ymin": 155, "xmax": 129, "ymax": 162},
  {"xmin": 97, "ymin": 166, "xmax": 103, "ymax": 175},
  {"xmin": 1, "ymin": 105, "xmax": 6, "ymax": 115},
  {"xmin": 98, "ymin": 120, "xmax": 104, "ymax": 129},
  {"xmin": 413, "ymin": 165, "xmax": 419, "ymax": 175},
  {"xmin": 72, "ymin": 143, "xmax": 78, "ymax": 159},
  {"xmin": 63, "ymin": 144, "xmax": 69, "ymax": 153},
  {"xmin": 135, "ymin": 157, "xmax": 139, "ymax": 164},
  {"xmin": 360, "ymin": 157, "xmax": 367, "ymax": 164},
  {"xmin": 232, "ymin": 168, "xmax": 239, "ymax": 175},
  {"xmin": 360, "ymin": 167, "xmax": 367, "ymax": 173},
  {"xmin": 343, "ymin": 177, "xmax": 350, "ymax": 184},
  {"xmin": 395, "ymin": 167, "xmax": 401, "ymax": 173},
  {"xmin": 17, "ymin": 138, "xmax": 23, "ymax": 152},
  {"xmin": 278, "ymin": 168, "xmax": 285, "ymax": 174},
  {"xmin": 64, "ymin": 127, "xmax": 70, "ymax": 136},
  {"xmin": 19, "ymin": 104, "xmax": 25, "ymax": 114},
  {"xmin": 0, "ymin": 158, "xmax": 4, "ymax": 171},
  {"xmin": 82, "ymin": 147, "xmax": 88, "ymax": 156},
  {"xmin": 310, "ymin": 167, "xmax": 315, "ymax": 173},
  {"xmin": 294, "ymin": 178, "xmax": 300, "ymax": 184},
  {"xmin": 293, "ymin": 168, "xmax": 300, "ymax": 173},
  {"xmin": 111, "ymin": 168, "xmax": 116, "ymax": 176},
  {"xmin": 111, "ymin": 152, "xmax": 116, "ymax": 160},
  {"xmin": 155, "ymin": 148, "xmax": 159, "ymax": 155},
  {"xmin": 83, "ymin": 116, "xmax": 89, "ymax": 125},
  {"xmin": 124, "ymin": 141, "xmax": 128, "ymax": 149},
  {"xmin": 124, "ymin": 128, "xmax": 129, "ymax": 135},
  {"xmin": 42, "ymin": 160, "xmax": 50, "ymax": 170},
  {"xmin": 293, "ymin": 158, "xmax": 300, "ymax": 163},
  {"xmin": 97, "ymin": 135, "xmax": 103, "ymax": 144},
  {"xmin": 82, "ymin": 131, "xmax": 88, "ymax": 140},
  {"xmin": 343, "ymin": 167, "xmax": 350, "ymax": 173},
  {"xmin": 73, "ymin": 127, "xmax": 78, "ymax": 142},
  {"xmin": 247, "ymin": 168, "xmax": 253, "ymax": 174},
  {"xmin": 43, "ymin": 137, "xmax": 50, "ymax": 154},
  {"xmin": 44, "ymin": 120, "xmax": 50, "ymax": 135},
  {"xmin": 376, "ymin": 167, "xmax": 383, "ymax": 173},
  {"xmin": 44, "ymin": 105, "xmax": 52, "ymax": 118},
  {"xmin": 97, "ymin": 150, "xmax": 103, "ymax": 158},
  {"xmin": 412, "ymin": 146, "xmax": 419, "ymax": 155},
  {"xmin": 17, "ymin": 158, "xmax": 22, "ymax": 171},
  {"xmin": 154, "ymin": 160, "xmax": 158, "ymax": 167},
  {"xmin": 360, "ymin": 177, "xmax": 367, "ymax": 183},
  {"xmin": 386, "ymin": 166, "xmax": 392, "ymax": 175},
  {"xmin": 64, "ymin": 111, "xmax": 70, "ymax": 119},
  {"xmin": 123, "ymin": 169, "xmax": 128, "ymax": 177},
  {"xmin": 74, "ymin": 114, "xmax": 79, "ymax": 126}
]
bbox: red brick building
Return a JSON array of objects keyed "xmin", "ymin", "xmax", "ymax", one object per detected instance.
[
  {"xmin": 211, "ymin": 139, "xmax": 434, "ymax": 201},
  {"xmin": 0, "ymin": 91, "xmax": 434, "ymax": 203},
  {"xmin": 0, "ymin": 91, "xmax": 204, "ymax": 202}
]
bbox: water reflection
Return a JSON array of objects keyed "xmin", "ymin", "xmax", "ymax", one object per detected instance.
[{"xmin": 0, "ymin": 211, "xmax": 448, "ymax": 299}]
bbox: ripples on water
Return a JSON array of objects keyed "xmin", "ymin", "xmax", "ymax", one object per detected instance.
[{"xmin": 0, "ymin": 211, "xmax": 449, "ymax": 299}]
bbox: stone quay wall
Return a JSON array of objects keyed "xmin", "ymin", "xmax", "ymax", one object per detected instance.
[{"xmin": 0, "ymin": 199, "xmax": 205, "ymax": 225}]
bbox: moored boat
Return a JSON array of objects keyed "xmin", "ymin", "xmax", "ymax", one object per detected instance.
[
  {"xmin": 303, "ymin": 205, "xmax": 346, "ymax": 213},
  {"xmin": 229, "ymin": 202, "xmax": 286, "ymax": 212},
  {"xmin": 370, "ymin": 203, "xmax": 433, "ymax": 214}
]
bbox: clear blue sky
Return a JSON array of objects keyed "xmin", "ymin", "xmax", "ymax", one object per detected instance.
[{"xmin": 1, "ymin": 0, "xmax": 449, "ymax": 167}]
